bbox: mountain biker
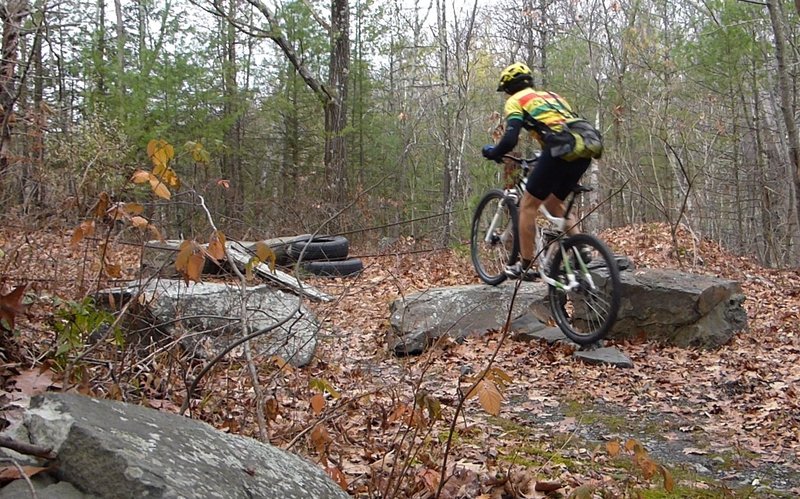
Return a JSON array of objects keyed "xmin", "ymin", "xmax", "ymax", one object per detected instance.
[{"xmin": 481, "ymin": 62, "xmax": 592, "ymax": 280}]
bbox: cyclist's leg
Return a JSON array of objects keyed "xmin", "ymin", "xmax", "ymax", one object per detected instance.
[
  {"xmin": 518, "ymin": 192, "xmax": 540, "ymax": 263},
  {"xmin": 550, "ymin": 157, "xmax": 591, "ymax": 236},
  {"xmin": 521, "ymin": 149, "xmax": 562, "ymax": 263}
]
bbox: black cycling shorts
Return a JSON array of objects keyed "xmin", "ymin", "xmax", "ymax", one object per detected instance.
[{"xmin": 525, "ymin": 148, "xmax": 591, "ymax": 201}]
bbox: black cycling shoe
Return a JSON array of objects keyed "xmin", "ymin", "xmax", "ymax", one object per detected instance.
[{"xmin": 504, "ymin": 262, "xmax": 539, "ymax": 281}]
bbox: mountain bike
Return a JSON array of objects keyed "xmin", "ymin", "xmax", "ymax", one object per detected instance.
[{"xmin": 469, "ymin": 154, "xmax": 622, "ymax": 345}]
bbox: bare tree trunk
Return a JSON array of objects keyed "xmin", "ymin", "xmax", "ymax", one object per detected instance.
[
  {"xmin": 113, "ymin": 0, "xmax": 125, "ymax": 105},
  {"xmin": 436, "ymin": 0, "xmax": 454, "ymax": 245},
  {"xmin": 766, "ymin": 0, "xmax": 800, "ymax": 261},
  {"xmin": 24, "ymin": 1, "xmax": 45, "ymax": 212},
  {"xmin": 0, "ymin": 0, "xmax": 30, "ymax": 177},
  {"xmin": 324, "ymin": 0, "xmax": 349, "ymax": 207},
  {"xmin": 221, "ymin": 0, "xmax": 244, "ymax": 228}
]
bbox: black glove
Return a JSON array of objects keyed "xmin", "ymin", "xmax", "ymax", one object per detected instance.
[{"xmin": 481, "ymin": 144, "xmax": 496, "ymax": 160}]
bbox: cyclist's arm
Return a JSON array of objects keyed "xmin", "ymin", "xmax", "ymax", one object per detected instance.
[{"xmin": 486, "ymin": 118, "xmax": 522, "ymax": 161}]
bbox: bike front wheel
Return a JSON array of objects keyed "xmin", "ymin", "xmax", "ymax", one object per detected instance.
[
  {"xmin": 470, "ymin": 189, "xmax": 519, "ymax": 285},
  {"xmin": 547, "ymin": 233, "xmax": 621, "ymax": 345}
]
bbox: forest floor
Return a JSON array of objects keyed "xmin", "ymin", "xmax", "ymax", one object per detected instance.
[{"xmin": 1, "ymin": 221, "xmax": 799, "ymax": 498}]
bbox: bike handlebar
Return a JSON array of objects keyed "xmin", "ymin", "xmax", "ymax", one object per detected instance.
[{"xmin": 502, "ymin": 153, "xmax": 539, "ymax": 163}]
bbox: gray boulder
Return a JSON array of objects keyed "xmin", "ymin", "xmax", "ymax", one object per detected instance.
[
  {"xmin": 1, "ymin": 393, "xmax": 347, "ymax": 499},
  {"xmin": 389, "ymin": 283, "xmax": 547, "ymax": 355},
  {"xmin": 617, "ymin": 269, "xmax": 747, "ymax": 348},
  {"xmin": 527, "ymin": 268, "xmax": 746, "ymax": 348},
  {"xmin": 390, "ymin": 268, "xmax": 747, "ymax": 353},
  {"xmin": 100, "ymin": 279, "xmax": 318, "ymax": 366}
]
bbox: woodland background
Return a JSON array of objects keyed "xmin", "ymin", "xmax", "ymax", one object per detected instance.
[
  {"xmin": 1, "ymin": 0, "xmax": 800, "ymax": 496},
  {"xmin": 0, "ymin": 0, "xmax": 799, "ymax": 267}
]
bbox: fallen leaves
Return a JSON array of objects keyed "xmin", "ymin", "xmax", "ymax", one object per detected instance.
[
  {"xmin": 1, "ymin": 222, "xmax": 799, "ymax": 497},
  {"xmin": 0, "ymin": 285, "xmax": 27, "ymax": 331}
]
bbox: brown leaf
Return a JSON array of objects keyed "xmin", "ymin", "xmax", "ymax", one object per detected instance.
[
  {"xmin": 207, "ymin": 231, "xmax": 226, "ymax": 261},
  {"xmin": 0, "ymin": 285, "xmax": 27, "ymax": 332},
  {"xmin": 466, "ymin": 379, "xmax": 502, "ymax": 416},
  {"xmin": 175, "ymin": 241, "xmax": 195, "ymax": 272},
  {"xmin": 130, "ymin": 216, "xmax": 149, "ymax": 229},
  {"xmin": 185, "ymin": 253, "xmax": 205, "ymax": 283},
  {"xmin": 310, "ymin": 393, "xmax": 326, "ymax": 415},
  {"xmin": 606, "ymin": 440, "xmax": 621, "ymax": 457},
  {"xmin": 149, "ymin": 178, "xmax": 171, "ymax": 200},
  {"xmin": 130, "ymin": 170, "xmax": 151, "ymax": 184},
  {"xmin": 10, "ymin": 367, "xmax": 54, "ymax": 396},
  {"xmin": 0, "ymin": 465, "xmax": 47, "ymax": 482}
]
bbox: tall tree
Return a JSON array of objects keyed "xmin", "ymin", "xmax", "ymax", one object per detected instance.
[
  {"xmin": 0, "ymin": 0, "xmax": 31, "ymax": 176},
  {"xmin": 243, "ymin": 0, "xmax": 349, "ymax": 207},
  {"xmin": 766, "ymin": 0, "xmax": 800, "ymax": 242},
  {"xmin": 325, "ymin": 0, "xmax": 350, "ymax": 204}
]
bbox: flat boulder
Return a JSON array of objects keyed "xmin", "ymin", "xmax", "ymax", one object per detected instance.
[
  {"xmin": 99, "ymin": 279, "xmax": 319, "ymax": 366},
  {"xmin": 527, "ymin": 268, "xmax": 747, "ymax": 348},
  {"xmin": 389, "ymin": 283, "xmax": 547, "ymax": 355},
  {"xmin": 390, "ymin": 268, "xmax": 747, "ymax": 353},
  {"xmin": 1, "ymin": 393, "xmax": 348, "ymax": 499}
]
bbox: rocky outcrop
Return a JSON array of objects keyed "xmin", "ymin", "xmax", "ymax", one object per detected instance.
[
  {"xmin": 0, "ymin": 393, "xmax": 348, "ymax": 499},
  {"xmin": 389, "ymin": 284, "xmax": 546, "ymax": 355},
  {"xmin": 99, "ymin": 279, "xmax": 319, "ymax": 366},
  {"xmin": 617, "ymin": 269, "xmax": 746, "ymax": 348},
  {"xmin": 389, "ymin": 268, "xmax": 747, "ymax": 354}
]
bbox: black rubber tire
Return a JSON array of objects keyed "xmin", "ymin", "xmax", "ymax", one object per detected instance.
[
  {"xmin": 287, "ymin": 235, "xmax": 349, "ymax": 262},
  {"xmin": 470, "ymin": 189, "xmax": 519, "ymax": 285},
  {"xmin": 547, "ymin": 233, "xmax": 622, "ymax": 345},
  {"xmin": 303, "ymin": 258, "xmax": 364, "ymax": 277}
]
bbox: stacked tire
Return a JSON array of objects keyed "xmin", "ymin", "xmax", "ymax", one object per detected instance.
[{"xmin": 286, "ymin": 235, "xmax": 363, "ymax": 278}]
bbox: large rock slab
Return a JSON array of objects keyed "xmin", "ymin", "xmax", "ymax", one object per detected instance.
[
  {"xmin": 527, "ymin": 268, "xmax": 747, "ymax": 348},
  {"xmin": 390, "ymin": 268, "xmax": 748, "ymax": 353},
  {"xmin": 2, "ymin": 393, "xmax": 347, "ymax": 499},
  {"xmin": 619, "ymin": 269, "xmax": 747, "ymax": 348},
  {"xmin": 99, "ymin": 279, "xmax": 319, "ymax": 366},
  {"xmin": 389, "ymin": 283, "xmax": 547, "ymax": 355}
]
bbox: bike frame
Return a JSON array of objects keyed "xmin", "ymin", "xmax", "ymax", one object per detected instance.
[{"xmin": 484, "ymin": 156, "xmax": 595, "ymax": 293}]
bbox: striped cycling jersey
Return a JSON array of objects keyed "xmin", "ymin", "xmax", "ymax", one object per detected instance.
[{"xmin": 503, "ymin": 88, "xmax": 575, "ymax": 143}]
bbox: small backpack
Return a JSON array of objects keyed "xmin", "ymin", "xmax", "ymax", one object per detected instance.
[{"xmin": 526, "ymin": 93, "xmax": 604, "ymax": 161}]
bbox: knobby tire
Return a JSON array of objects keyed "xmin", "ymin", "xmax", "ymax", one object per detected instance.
[
  {"xmin": 470, "ymin": 189, "xmax": 519, "ymax": 286},
  {"xmin": 547, "ymin": 233, "xmax": 621, "ymax": 345}
]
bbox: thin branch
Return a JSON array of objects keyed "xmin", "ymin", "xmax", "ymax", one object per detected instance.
[{"xmin": 0, "ymin": 435, "xmax": 56, "ymax": 460}]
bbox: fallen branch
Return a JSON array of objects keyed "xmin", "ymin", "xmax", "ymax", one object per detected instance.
[{"xmin": 0, "ymin": 435, "xmax": 57, "ymax": 460}]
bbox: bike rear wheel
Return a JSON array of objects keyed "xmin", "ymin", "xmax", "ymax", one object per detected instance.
[
  {"xmin": 470, "ymin": 189, "xmax": 519, "ymax": 285},
  {"xmin": 547, "ymin": 233, "xmax": 621, "ymax": 345}
]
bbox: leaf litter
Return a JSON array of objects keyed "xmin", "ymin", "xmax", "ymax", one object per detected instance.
[{"xmin": 0, "ymin": 223, "xmax": 798, "ymax": 497}]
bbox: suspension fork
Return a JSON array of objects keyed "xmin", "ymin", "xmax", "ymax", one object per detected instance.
[{"xmin": 484, "ymin": 193, "xmax": 514, "ymax": 243}]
